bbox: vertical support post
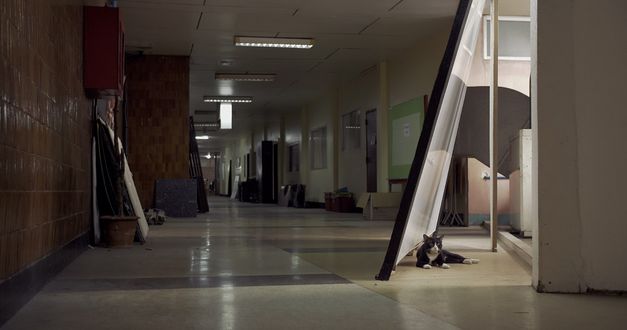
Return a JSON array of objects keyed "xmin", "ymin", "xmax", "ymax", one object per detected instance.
[
  {"xmin": 490, "ymin": 0, "xmax": 499, "ymax": 252},
  {"xmin": 263, "ymin": 123, "xmax": 268, "ymax": 141},
  {"xmin": 377, "ymin": 61, "xmax": 390, "ymax": 192},
  {"xmin": 250, "ymin": 129, "xmax": 255, "ymax": 181},
  {"xmin": 333, "ymin": 91, "xmax": 340, "ymax": 190}
]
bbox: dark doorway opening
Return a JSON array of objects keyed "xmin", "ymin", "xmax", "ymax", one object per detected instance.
[{"xmin": 366, "ymin": 109, "xmax": 377, "ymax": 192}]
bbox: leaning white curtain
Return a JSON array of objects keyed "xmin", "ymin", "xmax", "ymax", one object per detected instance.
[{"xmin": 395, "ymin": 0, "xmax": 486, "ymax": 265}]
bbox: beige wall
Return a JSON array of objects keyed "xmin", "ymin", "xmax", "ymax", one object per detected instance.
[
  {"xmin": 306, "ymin": 92, "xmax": 337, "ymax": 203},
  {"xmin": 467, "ymin": 158, "xmax": 511, "ymax": 223},
  {"xmin": 532, "ymin": 0, "xmax": 627, "ymax": 292},
  {"xmin": 284, "ymin": 112, "xmax": 302, "ymax": 185},
  {"xmin": 337, "ymin": 66, "xmax": 379, "ymax": 196},
  {"xmin": 388, "ymin": 30, "xmax": 450, "ymax": 107}
]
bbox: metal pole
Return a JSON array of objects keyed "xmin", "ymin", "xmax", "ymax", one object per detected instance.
[{"xmin": 490, "ymin": 0, "xmax": 499, "ymax": 252}]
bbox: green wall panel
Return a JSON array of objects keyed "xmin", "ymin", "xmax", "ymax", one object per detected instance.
[{"xmin": 388, "ymin": 98, "xmax": 424, "ymax": 179}]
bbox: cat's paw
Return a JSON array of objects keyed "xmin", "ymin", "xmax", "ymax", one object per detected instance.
[
  {"xmin": 441, "ymin": 263, "xmax": 450, "ymax": 269},
  {"xmin": 422, "ymin": 264, "xmax": 432, "ymax": 269},
  {"xmin": 471, "ymin": 259, "xmax": 480, "ymax": 264},
  {"xmin": 463, "ymin": 259, "xmax": 473, "ymax": 264}
]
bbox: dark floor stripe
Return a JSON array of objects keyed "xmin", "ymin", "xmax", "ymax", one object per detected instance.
[
  {"xmin": 234, "ymin": 225, "xmax": 360, "ymax": 229},
  {"xmin": 44, "ymin": 274, "xmax": 350, "ymax": 293},
  {"xmin": 282, "ymin": 247, "xmax": 387, "ymax": 253}
]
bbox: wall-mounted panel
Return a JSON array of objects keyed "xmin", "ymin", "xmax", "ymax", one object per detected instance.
[{"xmin": 388, "ymin": 98, "xmax": 425, "ymax": 179}]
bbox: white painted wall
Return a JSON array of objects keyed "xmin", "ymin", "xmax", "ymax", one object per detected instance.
[
  {"xmin": 510, "ymin": 129, "xmax": 533, "ymax": 236},
  {"xmin": 532, "ymin": 0, "xmax": 627, "ymax": 292}
]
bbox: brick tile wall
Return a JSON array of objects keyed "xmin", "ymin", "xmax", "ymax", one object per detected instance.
[
  {"xmin": 125, "ymin": 55, "xmax": 190, "ymax": 207},
  {"xmin": 0, "ymin": 0, "xmax": 91, "ymax": 281}
]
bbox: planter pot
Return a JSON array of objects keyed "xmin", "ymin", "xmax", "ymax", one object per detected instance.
[{"xmin": 101, "ymin": 216, "xmax": 138, "ymax": 248}]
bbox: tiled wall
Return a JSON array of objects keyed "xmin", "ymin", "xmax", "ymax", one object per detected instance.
[
  {"xmin": 126, "ymin": 56, "xmax": 190, "ymax": 208},
  {"xmin": 0, "ymin": 0, "xmax": 92, "ymax": 281}
]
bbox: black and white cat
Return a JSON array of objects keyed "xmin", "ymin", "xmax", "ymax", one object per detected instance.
[{"xmin": 416, "ymin": 232, "xmax": 480, "ymax": 269}]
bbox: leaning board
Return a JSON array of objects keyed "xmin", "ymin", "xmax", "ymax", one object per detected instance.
[
  {"xmin": 102, "ymin": 119, "xmax": 149, "ymax": 240},
  {"xmin": 377, "ymin": 0, "xmax": 485, "ymax": 280}
]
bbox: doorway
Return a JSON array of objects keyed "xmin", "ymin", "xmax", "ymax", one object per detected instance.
[
  {"xmin": 227, "ymin": 160, "xmax": 232, "ymax": 197},
  {"xmin": 366, "ymin": 109, "xmax": 377, "ymax": 192}
]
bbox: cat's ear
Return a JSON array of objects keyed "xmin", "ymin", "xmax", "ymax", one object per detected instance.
[
  {"xmin": 438, "ymin": 235, "xmax": 445, "ymax": 240},
  {"xmin": 423, "ymin": 234, "xmax": 430, "ymax": 241}
]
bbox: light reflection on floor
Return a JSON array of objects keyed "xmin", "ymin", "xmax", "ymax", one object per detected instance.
[{"xmin": 3, "ymin": 197, "xmax": 627, "ymax": 330}]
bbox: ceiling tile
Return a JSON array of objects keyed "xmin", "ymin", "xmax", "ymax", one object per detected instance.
[
  {"xmin": 389, "ymin": 0, "xmax": 459, "ymax": 17},
  {"xmin": 363, "ymin": 16, "xmax": 453, "ymax": 37}
]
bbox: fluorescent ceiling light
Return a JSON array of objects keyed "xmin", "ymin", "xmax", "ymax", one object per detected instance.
[
  {"xmin": 204, "ymin": 96, "xmax": 252, "ymax": 103},
  {"xmin": 234, "ymin": 36, "xmax": 314, "ymax": 49},
  {"xmin": 215, "ymin": 73, "xmax": 276, "ymax": 82},
  {"xmin": 195, "ymin": 135, "xmax": 210, "ymax": 140},
  {"xmin": 220, "ymin": 103, "xmax": 233, "ymax": 130}
]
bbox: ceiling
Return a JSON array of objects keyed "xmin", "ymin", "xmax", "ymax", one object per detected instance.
[{"xmin": 117, "ymin": 0, "xmax": 460, "ymax": 151}]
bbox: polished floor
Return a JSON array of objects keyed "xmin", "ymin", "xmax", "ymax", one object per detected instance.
[{"xmin": 3, "ymin": 197, "xmax": 627, "ymax": 329}]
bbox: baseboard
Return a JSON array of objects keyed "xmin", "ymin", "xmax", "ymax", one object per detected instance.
[
  {"xmin": 0, "ymin": 233, "xmax": 89, "ymax": 326},
  {"xmin": 497, "ymin": 231, "xmax": 532, "ymax": 270}
]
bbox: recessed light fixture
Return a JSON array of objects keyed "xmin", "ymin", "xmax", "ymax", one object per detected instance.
[
  {"xmin": 203, "ymin": 96, "xmax": 252, "ymax": 103},
  {"xmin": 220, "ymin": 60, "xmax": 234, "ymax": 66},
  {"xmin": 195, "ymin": 135, "xmax": 210, "ymax": 140},
  {"xmin": 234, "ymin": 36, "xmax": 314, "ymax": 49},
  {"xmin": 215, "ymin": 73, "xmax": 276, "ymax": 82}
]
